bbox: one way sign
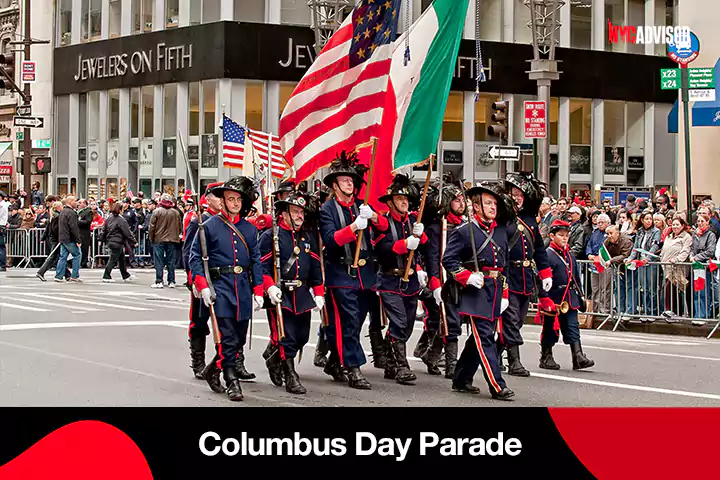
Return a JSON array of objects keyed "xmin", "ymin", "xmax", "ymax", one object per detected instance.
[
  {"xmin": 13, "ymin": 116, "xmax": 44, "ymax": 128},
  {"xmin": 488, "ymin": 145, "xmax": 520, "ymax": 161}
]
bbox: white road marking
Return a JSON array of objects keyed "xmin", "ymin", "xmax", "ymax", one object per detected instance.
[
  {"xmin": 0, "ymin": 296, "xmax": 103, "ymax": 312},
  {"xmin": 25, "ymin": 293, "xmax": 152, "ymax": 311},
  {"xmin": 0, "ymin": 302, "xmax": 51, "ymax": 312},
  {"xmin": 0, "ymin": 320, "xmax": 183, "ymax": 331}
]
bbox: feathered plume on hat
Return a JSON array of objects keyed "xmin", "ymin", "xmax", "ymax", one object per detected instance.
[
  {"xmin": 504, "ymin": 171, "xmax": 547, "ymax": 216},
  {"xmin": 378, "ymin": 173, "xmax": 421, "ymax": 208},
  {"xmin": 323, "ymin": 150, "xmax": 368, "ymax": 189}
]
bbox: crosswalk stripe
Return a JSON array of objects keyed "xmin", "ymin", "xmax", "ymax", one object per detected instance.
[
  {"xmin": 60, "ymin": 292, "xmax": 189, "ymax": 310},
  {"xmin": 0, "ymin": 302, "xmax": 51, "ymax": 312},
  {"xmin": 25, "ymin": 293, "xmax": 152, "ymax": 311},
  {"xmin": 0, "ymin": 296, "xmax": 103, "ymax": 312}
]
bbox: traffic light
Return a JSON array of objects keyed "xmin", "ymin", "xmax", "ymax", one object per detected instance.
[
  {"xmin": 34, "ymin": 156, "xmax": 51, "ymax": 174},
  {"xmin": 487, "ymin": 101, "xmax": 509, "ymax": 139},
  {"xmin": 0, "ymin": 53, "xmax": 14, "ymax": 90}
]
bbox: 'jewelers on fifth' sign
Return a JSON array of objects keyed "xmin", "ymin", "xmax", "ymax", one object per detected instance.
[{"xmin": 74, "ymin": 42, "xmax": 193, "ymax": 82}]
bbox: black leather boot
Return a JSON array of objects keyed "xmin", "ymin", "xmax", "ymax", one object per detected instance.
[
  {"xmin": 570, "ymin": 341, "xmax": 595, "ymax": 370},
  {"xmin": 323, "ymin": 350, "xmax": 347, "ymax": 382},
  {"xmin": 383, "ymin": 335, "xmax": 397, "ymax": 380},
  {"xmin": 444, "ymin": 340, "xmax": 458, "ymax": 379},
  {"xmin": 491, "ymin": 387, "xmax": 515, "ymax": 401},
  {"xmin": 282, "ymin": 358, "xmax": 307, "ymax": 394},
  {"xmin": 347, "ymin": 367, "xmax": 371, "ymax": 390},
  {"xmin": 368, "ymin": 329, "xmax": 387, "ymax": 369},
  {"xmin": 223, "ymin": 367, "xmax": 244, "ymax": 401},
  {"xmin": 189, "ymin": 336, "xmax": 206, "ymax": 380},
  {"xmin": 422, "ymin": 334, "xmax": 443, "ymax": 375},
  {"xmin": 262, "ymin": 342, "xmax": 284, "ymax": 386},
  {"xmin": 497, "ymin": 342, "xmax": 506, "ymax": 372},
  {"xmin": 391, "ymin": 340, "xmax": 416, "ymax": 385},
  {"xmin": 235, "ymin": 349, "xmax": 256, "ymax": 381},
  {"xmin": 452, "ymin": 381, "xmax": 480, "ymax": 394},
  {"xmin": 539, "ymin": 344, "xmax": 561, "ymax": 370},
  {"xmin": 313, "ymin": 333, "xmax": 329, "ymax": 368},
  {"xmin": 507, "ymin": 346, "xmax": 531, "ymax": 377},
  {"xmin": 413, "ymin": 330, "xmax": 429, "ymax": 358}
]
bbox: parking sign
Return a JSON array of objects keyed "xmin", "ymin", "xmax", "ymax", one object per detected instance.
[{"xmin": 524, "ymin": 101, "xmax": 547, "ymax": 139}]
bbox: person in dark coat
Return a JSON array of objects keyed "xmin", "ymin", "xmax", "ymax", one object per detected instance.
[
  {"xmin": 77, "ymin": 198, "xmax": 93, "ymax": 268},
  {"xmin": 36, "ymin": 201, "xmax": 70, "ymax": 281},
  {"xmin": 100, "ymin": 202, "xmax": 137, "ymax": 282},
  {"xmin": 55, "ymin": 196, "xmax": 82, "ymax": 282}
]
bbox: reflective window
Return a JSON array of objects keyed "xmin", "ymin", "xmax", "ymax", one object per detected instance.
[
  {"xmin": 571, "ymin": 0, "xmax": 591, "ymax": 49},
  {"xmin": 87, "ymin": 92, "xmax": 101, "ymax": 142},
  {"xmin": 627, "ymin": 102, "xmax": 645, "ymax": 156},
  {"xmin": 605, "ymin": 0, "xmax": 625, "ymax": 52},
  {"xmin": 57, "ymin": 97, "xmax": 70, "ymax": 176},
  {"xmin": 655, "ymin": 0, "xmax": 677, "ymax": 56},
  {"xmin": 191, "ymin": 0, "xmax": 201, "ymax": 25},
  {"xmin": 474, "ymin": 93, "xmax": 501, "ymax": 142},
  {"xmin": 279, "ymin": 82, "xmax": 297, "ymax": 119},
  {"xmin": 280, "ymin": 0, "xmax": 309, "ymax": 25},
  {"xmin": 549, "ymin": 98, "xmax": 558, "ymax": 145},
  {"xmin": 604, "ymin": 100, "xmax": 625, "ymax": 175},
  {"xmin": 478, "ymin": 1, "xmax": 501, "ymax": 41},
  {"xmin": 569, "ymin": 99, "xmax": 591, "ymax": 145},
  {"xmin": 627, "ymin": 0, "xmax": 645, "ymax": 54},
  {"xmin": 142, "ymin": 86, "xmax": 154, "ymax": 138},
  {"xmin": 110, "ymin": 0, "xmax": 121, "ymax": 37},
  {"xmin": 164, "ymin": 84, "xmax": 178, "ymax": 138},
  {"xmin": 190, "ymin": 82, "xmax": 200, "ymax": 136},
  {"xmin": 203, "ymin": 0, "xmax": 221, "ymax": 23},
  {"xmin": 246, "ymin": 81, "xmax": 264, "ymax": 131},
  {"xmin": 131, "ymin": 88, "xmax": 140, "ymax": 138},
  {"xmin": 442, "ymin": 92, "xmax": 463, "ymax": 142},
  {"xmin": 90, "ymin": 0, "xmax": 102, "ymax": 40},
  {"xmin": 167, "ymin": 0, "xmax": 180, "ymax": 28},
  {"xmin": 81, "ymin": 0, "xmax": 89, "ymax": 41},
  {"xmin": 202, "ymin": 80, "xmax": 217, "ymax": 134},
  {"xmin": 79, "ymin": 93, "xmax": 87, "ymax": 147},
  {"xmin": 109, "ymin": 89, "xmax": 120, "ymax": 139},
  {"xmin": 133, "ymin": 0, "xmax": 154, "ymax": 33},
  {"xmin": 59, "ymin": 0, "xmax": 72, "ymax": 45},
  {"xmin": 514, "ymin": 0, "xmax": 532, "ymax": 45}
]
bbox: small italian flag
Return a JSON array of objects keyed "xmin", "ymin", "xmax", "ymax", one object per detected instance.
[
  {"xmin": 594, "ymin": 244, "xmax": 611, "ymax": 273},
  {"xmin": 693, "ymin": 261, "xmax": 708, "ymax": 291}
]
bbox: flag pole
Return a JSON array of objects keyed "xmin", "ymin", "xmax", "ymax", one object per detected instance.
[
  {"xmin": 402, "ymin": 154, "xmax": 434, "ymax": 282},
  {"xmin": 351, "ymin": 137, "xmax": 378, "ymax": 273}
]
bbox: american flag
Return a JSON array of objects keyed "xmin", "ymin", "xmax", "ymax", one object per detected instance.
[
  {"xmin": 279, "ymin": 0, "xmax": 401, "ymax": 182},
  {"xmin": 248, "ymin": 128, "xmax": 286, "ymax": 178},
  {"xmin": 222, "ymin": 114, "xmax": 247, "ymax": 169}
]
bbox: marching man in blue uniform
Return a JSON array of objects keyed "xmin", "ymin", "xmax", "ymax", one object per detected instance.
[
  {"xmin": 499, "ymin": 172, "xmax": 553, "ymax": 377},
  {"xmin": 318, "ymin": 151, "xmax": 389, "ymax": 390},
  {"xmin": 414, "ymin": 180, "xmax": 466, "ymax": 378},
  {"xmin": 259, "ymin": 191, "xmax": 325, "ymax": 395},
  {"xmin": 442, "ymin": 182, "xmax": 515, "ymax": 401},
  {"xmin": 537, "ymin": 220, "xmax": 596, "ymax": 371},
  {"xmin": 374, "ymin": 174, "xmax": 427, "ymax": 385},
  {"xmin": 189, "ymin": 176, "xmax": 264, "ymax": 402}
]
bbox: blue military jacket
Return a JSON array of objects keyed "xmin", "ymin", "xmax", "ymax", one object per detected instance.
[
  {"xmin": 319, "ymin": 197, "xmax": 388, "ymax": 290},
  {"xmin": 373, "ymin": 211, "xmax": 427, "ymax": 295},
  {"xmin": 183, "ymin": 211, "xmax": 213, "ymax": 278},
  {"xmin": 259, "ymin": 221, "xmax": 323, "ymax": 314},
  {"xmin": 506, "ymin": 213, "xmax": 551, "ymax": 295},
  {"xmin": 441, "ymin": 218, "xmax": 508, "ymax": 321},
  {"xmin": 424, "ymin": 213, "xmax": 464, "ymax": 292},
  {"xmin": 189, "ymin": 212, "xmax": 263, "ymax": 320},
  {"xmin": 539, "ymin": 243, "xmax": 583, "ymax": 310}
]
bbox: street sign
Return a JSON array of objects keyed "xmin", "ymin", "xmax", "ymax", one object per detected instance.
[
  {"xmin": 689, "ymin": 89, "xmax": 716, "ymax": 102},
  {"xmin": 688, "ymin": 67, "xmax": 715, "ymax": 89},
  {"xmin": 16, "ymin": 105, "xmax": 31, "ymax": 116},
  {"xmin": 13, "ymin": 116, "xmax": 43, "ymax": 128},
  {"xmin": 523, "ymin": 101, "xmax": 547, "ymax": 139},
  {"xmin": 22, "ymin": 60, "xmax": 36, "ymax": 83},
  {"xmin": 33, "ymin": 139, "xmax": 51, "ymax": 149},
  {"xmin": 0, "ymin": 176, "xmax": 10, "ymax": 183},
  {"xmin": 667, "ymin": 31, "xmax": 700, "ymax": 66},
  {"xmin": 15, "ymin": 131, "xmax": 22, "ymax": 140},
  {"xmin": 660, "ymin": 68, "xmax": 680, "ymax": 90},
  {"xmin": 488, "ymin": 145, "xmax": 521, "ymax": 161}
]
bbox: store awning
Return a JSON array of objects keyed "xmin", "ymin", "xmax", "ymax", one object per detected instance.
[
  {"xmin": 691, "ymin": 58, "xmax": 720, "ymax": 127},
  {"xmin": 0, "ymin": 142, "xmax": 11, "ymax": 157},
  {"xmin": 668, "ymin": 100, "xmax": 678, "ymax": 133}
]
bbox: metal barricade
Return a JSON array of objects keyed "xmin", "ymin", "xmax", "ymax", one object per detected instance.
[
  {"xmin": 91, "ymin": 228, "xmax": 110, "ymax": 268},
  {"xmin": 6, "ymin": 228, "xmax": 28, "ymax": 267},
  {"xmin": 22, "ymin": 228, "xmax": 48, "ymax": 268}
]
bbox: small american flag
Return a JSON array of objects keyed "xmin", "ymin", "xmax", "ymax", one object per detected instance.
[
  {"xmin": 222, "ymin": 114, "xmax": 247, "ymax": 169},
  {"xmin": 248, "ymin": 128, "xmax": 286, "ymax": 179}
]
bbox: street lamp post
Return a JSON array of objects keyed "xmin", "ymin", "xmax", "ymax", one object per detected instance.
[{"xmin": 524, "ymin": 0, "xmax": 564, "ymax": 187}]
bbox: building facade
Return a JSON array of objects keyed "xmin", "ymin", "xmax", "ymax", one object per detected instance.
[{"xmin": 52, "ymin": 0, "xmax": 679, "ymax": 201}]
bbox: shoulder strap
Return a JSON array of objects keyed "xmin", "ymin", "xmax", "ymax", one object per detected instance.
[
  {"xmin": 470, "ymin": 219, "xmax": 495, "ymax": 256},
  {"xmin": 218, "ymin": 215, "xmax": 250, "ymax": 256},
  {"xmin": 508, "ymin": 223, "xmax": 522, "ymax": 251},
  {"xmin": 388, "ymin": 215, "xmax": 405, "ymax": 269},
  {"xmin": 333, "ymin": 199, "xmax": 367, "ymax": 254}
]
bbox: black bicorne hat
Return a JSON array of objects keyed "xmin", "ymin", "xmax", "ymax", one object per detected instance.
[
  {"xmin": 275, "ymin": 191, "xmax": 311, "ymax": 213},
  {"xmin": 212, "ymin": 176, "xmax": 259, "ymax": 218},
  {"xmin": 378, "ymin": 174, "xmax": 420, "ymax": 204},
  {"xmin": 466, "ymin": 181, "xmax": 516, "ymax": 225},
  {"xmin": 504, "ymin": 171, "xmax": 547, "ymax": 216},
  {"xmin": 322, "ymin": 151, "xmax": 368, "ymax": 189},
  {"xmin": 272, "ymin": 180, "xmax": 296, "ymax": 197}
]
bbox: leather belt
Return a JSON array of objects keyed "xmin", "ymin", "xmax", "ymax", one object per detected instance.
[
  {"xmin": 280, "ymin": 279, "xmax": 304, "ymax": 291},
  {"xmin": 338, "ymin": 257, "xmax": 369, "ymax": 267},
  {"xmin": 484, "ymin": 270, "xmax": 500, "ymax": 279},
  {"xmin": 510, "ymin": 260, "xmax": 534, "ymax": 268},
  {"xmin": 209, "ymin": 265, "xmax": 246, "ymax": 279},
  {"xmin": 382, "ymin": 268, "xmax": 414, "ymax": 277}
]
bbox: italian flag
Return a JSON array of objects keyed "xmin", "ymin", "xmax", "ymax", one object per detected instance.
[
  {"xmin": 693, "ymin": 261, "xmax": 708, "ymax": 291},
  {"xmin": 375, "ymin": 0, "xmax": 469, "ymax": 172},
  {"xmin": 594, "ymin": 244, "xmax": 611, "ymax": 273}
]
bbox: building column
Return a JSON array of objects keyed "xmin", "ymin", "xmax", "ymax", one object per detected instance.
[
  {"xmin": 179, "ymin": 0, "xmax": 191, "ymax": 26},
  {"xmin": 644, "ymin": 102, "xmax": 655, "ymax": 186},
  {"xmin": 265, "ymin": 82, "xmax": 280, "ymax": 134},
  {"xmin": 644, "ymin": 0, "xmax": 655, "ymax": 56},
  {"xmin": 102, "ymin": 0, "xmax": 110, "ymax": 39},
  {"xmin": 154, "ymin": 0, "xmax": 166, "ymax": 31},
  {"xmin": 412, "ymin": 0, "xmax": 422, "ymax": 22},
  {"xmin": 121, "ymin": 0, "xmax": 132, "ymax": 35},
  {"xmin": 591, "ymin": 0, "xmax": 604, "ymax": 50},
  {"xmin": 558, "ymin": 97, "xmax": 570, "ymax": 195},
  {"xmin": 217, "ymin": 79, "xmax": 234, "ymax": 182},
  {"xmin": 502, "ymin": 0, "xmax": 514, "ymax": 42},
  {"xmin": 98, "ymin": 91, "xmax": 109, "ymax": 182},
  {"xmin": 119, "ymin": 89, "xmax": 130, "ymax": 183},
  {"xmin": 72, "ymin": 0, "xmax": 82, "ymax": 44},
  {"xmin": 267, "ymin": 0, "xmax": 281, "ymax": 23},
  {"xmin": 560, "ymin": 0, "xmax": 571, "ymax": 47},
  {"xmin": 68, "ymin": 94, "xmax": 80, "ymax": 189},
  {"xmin": 463, "ymin": 92, "xmax": 475, "ymax": 183},
  {"xmin": 176, "ymin": 83, "xmax": 189, "ymax": 188},
  {"xmin": 221, "ymin": 0, "xmax": 234, "ymax": 21},
  {"xmin": 153, "ymin": 85, "xmax": 164, "ymax": 184},
  {"xmin": 591, "ymin": 99, "xmax": 604, "ymax": 188}
]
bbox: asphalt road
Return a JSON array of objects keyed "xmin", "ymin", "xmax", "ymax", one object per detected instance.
[{"xmin": 1, "ymin": 268, "xmax": 720, "ymax": 407}]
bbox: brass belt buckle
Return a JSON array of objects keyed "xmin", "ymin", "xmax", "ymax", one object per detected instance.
[
  {"xmin": 522, "ymin": 260, "xmax": 530, "ymax": 267},
  {"xmin": 233, "ymin": 265, "xmax": 244, "ymax": 274},
  {"xmin": 358, "ymin": 259, "xmax": 367, "ymax": 267},
  {"xmin": 486, "ymin": 271, "xmax": 499, "ymax": 279}
]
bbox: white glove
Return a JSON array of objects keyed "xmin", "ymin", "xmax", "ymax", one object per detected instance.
[
  {"xmin": 542, "ymin": 277, "xmax": 553, "ymax": 292},
  {"xmin": 467, "ymin": 272, "xmax": 485, "ymax": 289},
  {"xmin": 412, "ymin": 222, "xmax": 424, "ymax": 237},
  {"xmin": 406, "ymin": 236, "xmax": 420, "ymax": 250},
  {"xmin": 359, "ymin": 204, "xmax": 373, "ymax": 219},
  {"xmin": 200, "ymin": 288, "xmax": 213, "ymax": 307},
  {"xmin": 353, "ymin": 216, "xmax": 368, "ymax": 231},
  {"xmin": 417, "ymin": 270, "xmax": 428, "ymax": 287},
  {"xmin": 268, "ymin": 285, "xmax": 283, "ymax": 305},
  {"xmin": 500, "ymin": 297, "xmax": 510, "ymax": 313},
  {"xmin": 192, "ymin": 284, "xmax": 200, "ymax": 299},
  {"xmin": 253, "ymin": 295, "xmax": 264, "ymax": 311},
  {"xmin": 314, "ymin": 295, "xmax": 325, "ymax": 311},
  {"xmin": 433, "ymin": 287, "xmax": 443, "ymax": 306}
]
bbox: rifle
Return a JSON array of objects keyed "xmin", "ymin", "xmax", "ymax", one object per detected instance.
[
  {"xmin": 270, "ymin": 186, "xmax": 286, "ymax": 340},
  {"xmin": 438, "ymin": 216, "xmax": 449, "ymax": 338},
  {"xmin": 402, "ymin": 154, "xmax": 434, "ymax": 282},
  {"xmin": 458, "ymin": 179, "xmax": 479, "ymax": 273},
  {"xmin": 318, "ymin": 232, "xmax": 330, "ymax": 327},
  {"xmin": 178, "ymin": 131, "xmax": 221, "ymax": 347}
]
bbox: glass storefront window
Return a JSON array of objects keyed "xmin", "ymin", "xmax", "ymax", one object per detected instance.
[
  {"xmin": 191, "ymin": 0, "xmax": 201, "ymax": 25},
  {"xmin": 164, "ymin": 84, "xmax": 178, "ymax": 138},
  {"xmin": 605, "ymin": 0, "xmax": 625, "ymax": 52},
  {"xmin": 87, "ymin": 91, "xmax": 100, "ymax": 142},
  {"xmin": 59, "ymin": 0, "xmax": 72, "ymax": 46},
  {"xmin": 478, "ymin": 1, "xmax": 501, "ymax": 41},
  {"xmin": 131, "ymin": 88, "xmax": 140, "ymax": 138},
  {"xmin": 90, "ymin": 0, "xmax": 102, "ymax": 40},
  {"xmin": 202, "ymin": 80, "xmax": 217, "ymax": 134},
  {"xmin": 604, "ymin": 100, "xmax": 625, "ymax": 175},
  {"xmin": 279, "ymin": 83, "xmax": 297, "ymax": 119},
  {"xmin": 569, "ymin": 99, "xmax": 591, "ymax": 145},
  {"xmin": 442, "ymin": 92, "xmax": 463, "ymax": 142},
  {"xmin": 627, "ymin": 0, "xmax": 645, "ymax": 54},
  {"xmin": 279, "ymin": 0, "xmax": 308, "ymax": 25},
  {"xmin": 627, "ymin": 102, "xmax": 645, "ymax": 156},
  {"xmin": 134, "ymin": 0, "xmax": 154, "ymax": 33},
  {"xmin": 190, "ymin": 82, "xmax": 200, "ymax": 136},
  {"xmin": 142, "ymin": 86, "xmax": 154, "ymax": 138},
  {"xmin": 549, "ymin": 97, "xmax": 559, "ymax": 145},
  {"xmin": 514, "ymin": 0, "xmax": 532, "ymax": 45},
  {"xmin": 109, "ymin": 89, "xmax": 120, "ymax": 139},
  {"xmin": 246, "ymin": 81, "xmax": 264, "ymax": 131},
  {"xmin": 474, "ymin": 93, "xmax": 500, "ymax": 142},
  {"xmin": 571, "ymin": 1, "xmax": 591, "ymax": 49},
  {"xmin": 110, "ymin": 0, "xmax": 121, "ymax": 37},
  {"xmin": 81, "ymin": 0, "xmax": 89, "ymax": 42},
  {"xmin": 203, "ymin": 0, "xmax": 221, "ymax": 23},
  {"xmin": 167, "ymin": 0, "xmax": 180, "ymax": 28}
]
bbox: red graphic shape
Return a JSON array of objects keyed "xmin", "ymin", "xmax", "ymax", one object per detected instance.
[
  {"xmin": 0, "ymin": 420, "xmax": 153, "ymax": 480},
  {"xmin": 36, "ymin": 159, "xmax": 44, "ymax": 171},
  {"xmin": 550, "ymin": 408, "xmax": 720, "ymax": 479}
]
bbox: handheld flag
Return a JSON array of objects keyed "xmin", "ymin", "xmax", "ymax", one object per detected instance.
[
  {"xmin": 693, "ymin": 261, "xmax": 708, "ymax": 291},
  {"xmin": 594, "ymin": 244, "xmax": 611, "ymax": 273}
]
